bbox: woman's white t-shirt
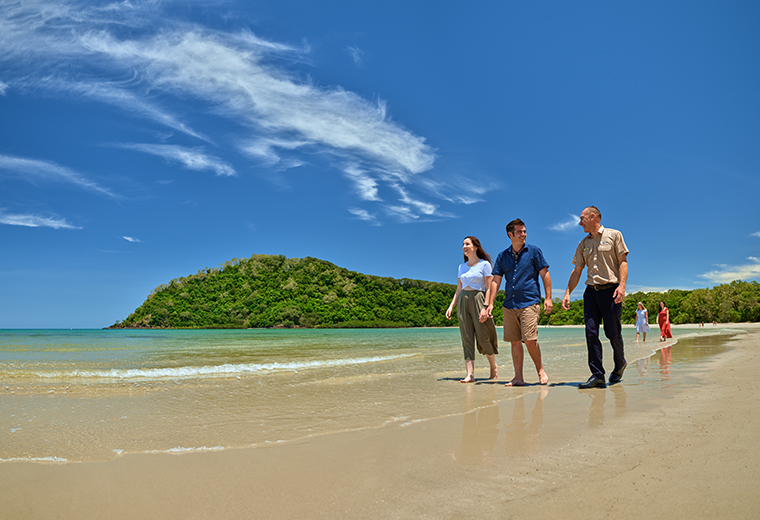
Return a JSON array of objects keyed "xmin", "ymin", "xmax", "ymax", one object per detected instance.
[{"xmin": 457, "ymin": 259, "xmax": 492, "ymax": 291}]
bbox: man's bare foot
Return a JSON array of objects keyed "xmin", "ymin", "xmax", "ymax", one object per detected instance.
[
  {"xmin": 460, "ymin": 375, "xmax": 475, "ymax": 383},
  {"xmin": 504, "ymin": 378, "xmax": 525, "ymax": 387},
  {"xmin": 489, "ymin": 366, "xmax": 498, "ymax": 380},
  {"xmin": 538, "ymin": 369, "xmax": 549, "ymax": 385}
]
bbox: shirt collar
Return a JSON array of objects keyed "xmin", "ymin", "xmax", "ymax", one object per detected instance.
[
  {"xmin": 508, "ymin": 244, "xmax": 528, "ymax": 257},
  {"xmin": 589, "ymin": 225, "xmax": 605, "ymax": 238}
]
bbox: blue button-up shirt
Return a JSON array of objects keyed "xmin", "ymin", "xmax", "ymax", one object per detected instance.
[{"xmin": 492, "ymin": 244, "xmax": 549, "ymax": 310}]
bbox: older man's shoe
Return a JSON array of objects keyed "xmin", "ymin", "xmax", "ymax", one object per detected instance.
[
  {"xmin": 579, "ymin": 376, "xmax": 606, "ymax": 389},
  {"xmin": 609, "ymin": 362, "xmax": 627, "ymax": 384}
]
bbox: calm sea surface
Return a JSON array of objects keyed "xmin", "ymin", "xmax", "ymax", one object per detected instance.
[{"xmin": 0, "ymin": 326, "xmax": 731, "ymax": 463}]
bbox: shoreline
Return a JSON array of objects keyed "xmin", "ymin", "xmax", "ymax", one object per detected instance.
[{"xmin": 2, "ymin": 325, "xmax": 759, "ymax": 518}]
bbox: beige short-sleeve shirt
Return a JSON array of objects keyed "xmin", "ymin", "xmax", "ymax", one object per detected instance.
[{"xmin": 572, "ymin": 226, "xmax": 629, "ymax": 286}]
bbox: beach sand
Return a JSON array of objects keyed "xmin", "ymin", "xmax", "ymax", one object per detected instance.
[{"xmin": 2, "ymin": 324, "xmax": 759, "ymax": 519}]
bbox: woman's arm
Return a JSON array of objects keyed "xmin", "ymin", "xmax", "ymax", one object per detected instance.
[{"xmin": 446, "ymin": 278, "xmax": 463, "ymax": 320}]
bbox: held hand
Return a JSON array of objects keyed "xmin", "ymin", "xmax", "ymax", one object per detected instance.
[
  {"xmin": 478, "ymin": 306, "xmax": 489, "ymax": 323},
  {"xmin": 544, "ymin": 299, "xmax": 553, "ymax": 315},
  {"xmin": 613, "ymin": 286, "xmax": 626, "ymax": 304},
  {"xmin": 562, "ymin": 294, "xmax": 571, "ymax": 311}
]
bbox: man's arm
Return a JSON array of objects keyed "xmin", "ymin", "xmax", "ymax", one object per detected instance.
[
  {"xmin": 479, "ymin": 275, "xmax": 494, "ymax": 323},
  {"xmin": 539, "ymin": 268, "xmax": 552, "ymax": 314},
  {"xmin": 613, "ymin": 253, "xmax": 628, "ymax": 304},
  {"xmin": 562, "ymin": 265, "xmax": 584, "ymax": 310}
]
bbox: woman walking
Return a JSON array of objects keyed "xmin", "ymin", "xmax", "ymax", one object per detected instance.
[
  {"xmin": 658, "ymin": 301, "xmax": 673, "ymax": 342},
  {"xmin": 446, "ymin": 236, "xmax": 499, "ymax": 383},
  {"xmin": 635, "ymin": 302, "xmax": 650, "ymax": 342}
]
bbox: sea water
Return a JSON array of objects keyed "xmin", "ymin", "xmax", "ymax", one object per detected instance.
[{"xmin": 0, "ymin": 326, "xmax": 730, "ymax": 463}]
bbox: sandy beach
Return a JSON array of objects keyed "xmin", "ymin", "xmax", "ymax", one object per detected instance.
[{"xmin": 2, "ymin": 324, "xmax": 759, "ymax": 519}]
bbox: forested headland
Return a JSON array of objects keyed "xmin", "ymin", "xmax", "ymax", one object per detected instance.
[{"xmin": 109, "ymin": 254, "xmax": 760, "ymax": 329}]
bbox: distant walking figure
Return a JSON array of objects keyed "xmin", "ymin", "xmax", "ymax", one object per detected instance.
[
  {"xmin": 635, "ymin": 302, "xmax": 650, "ymax": 343},
  {"xmin": 658, "ymin": 301, "xmax": 672, "ymax": 341},
  {"xmin": 446, "ymin": 236, "xmax": 499, "ymax": 383}
]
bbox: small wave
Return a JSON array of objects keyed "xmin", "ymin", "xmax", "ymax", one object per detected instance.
[
  {"xmin": 26, "ymin": 354, "xmax": 415, "ymax": 381},
  {"xmin": 160, "ymin": 446, "xmax": 226, "ymax": 454},
  {"xmin": 0, "ymin": 456, "xmax": 68, "ymax": 464}
]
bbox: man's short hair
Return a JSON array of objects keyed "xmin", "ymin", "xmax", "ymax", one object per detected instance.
[
  {"xmin": 586, "ymin": 206, "xmax": 601, "ymax": 220},
  {"xmin": 506, "ymin": 218, "xmax": 525, "ymax": 236}
]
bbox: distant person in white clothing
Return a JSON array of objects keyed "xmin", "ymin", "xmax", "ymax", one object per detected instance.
[
  {"xmin": 446, "ymin": 236, "xmax": 499, "ymax": 383},
  {"xmin": 635, "ymin": 302, "xmax": 650, "ymax": 342}
]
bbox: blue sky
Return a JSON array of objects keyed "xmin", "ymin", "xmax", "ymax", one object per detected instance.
[{"xmin": 1, "ymin": 0, "xmax": 759, "ymax": 328}]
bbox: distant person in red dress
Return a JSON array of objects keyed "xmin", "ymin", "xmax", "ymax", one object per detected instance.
[{"xmin": 658, "ymin": 301, "xmax": 672, "ymax": 342}]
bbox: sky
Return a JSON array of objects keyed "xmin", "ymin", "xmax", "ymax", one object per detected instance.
[{"xmin": 1, "ymin": 0, "xmax": 759, "ymax": 328}]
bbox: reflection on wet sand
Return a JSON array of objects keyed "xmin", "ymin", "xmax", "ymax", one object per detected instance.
[
  {"xmin": 658, "ymin": 346, "xmax": 672, "ymax": 378},
  {"xmin": 583, "ymin": 383, "xmax": 627, "ymax": 426},
  {"xmin": 454, "ymin": 388, "xmax": 550, "ymax": 464},
  {"xmin": 504, "ymin": 389, "xmax": 547, "ymax": 457}
]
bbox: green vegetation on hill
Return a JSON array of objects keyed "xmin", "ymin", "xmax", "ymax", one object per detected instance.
[
  {"xmin": 110, "ymin": 255, "xmax": 462, "ymax": 329},
  {"xmin": 110, "ymin": 254, "xmax": 760, "ymax": 329}
]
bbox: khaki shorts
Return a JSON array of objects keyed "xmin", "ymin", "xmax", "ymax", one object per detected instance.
[{"xmin": 502, "ymin": 303, "xmax": 540, "ymax": 342}]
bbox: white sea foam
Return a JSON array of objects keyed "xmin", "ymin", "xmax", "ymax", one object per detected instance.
[
  {"xmin": 0, "ymin": 456, "xmax": 68, "ymax": 463},
  {"xmin": 29, "ymin": 354, "xmax": 415, "ymax": 381},
  {"xmin": 162, "ymin": 446, "xmax": 226, "ymax": 454}
]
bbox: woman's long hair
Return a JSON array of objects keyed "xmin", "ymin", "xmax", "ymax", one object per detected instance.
[{"xmin": 463, "ymin": 236, "xmax": 492, "ymax": 265}]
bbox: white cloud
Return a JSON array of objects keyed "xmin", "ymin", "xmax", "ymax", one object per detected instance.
[
  {"xmin": 348, "ymin": 208, "xmax": 378, "ymax": 225},
  {"xmin": 698, "ymin": 257, "xmax": 760, "ymax": 284},
  {"xmin": 55, "ymin": 79, "xmax": 208, "ymax": 141},
  {"xmin": 117, "ymin": 144, "xmax": 236, "ymax": 177},
  {"xmin": 0, "ymin": 80, "xmax": 8, "ymax": 95},
  {"xmin": 0, "ymin": 211, "xmax": 81, "ymax": 229},
  {"xmin": 123, "ymin": 236, "xmax": 141, "ymax": 242},
  {"xmin": 415, "ymin": 175, "xmax": 496, "ymax": 205},
  {"xmin": 0, "ymin": 154, "xmax": 117, "ymax": 197},
  {"xmin": 751, "ymin": 232, "xmax": 760, "ymax": 238},
  {"xmin": 347, "ymin": 45, "xmax": 365, "ymax": 67},
  {"xmin": 343, "ymin": 164, "xmax": 380, "ymax": 201},
  {"xmin": 550, "ymin": 214, "xmax": 580, "ymax": 232},
  {"xmin": 0, "ymin": 1, "xmax": 502, "ymax": 223}
]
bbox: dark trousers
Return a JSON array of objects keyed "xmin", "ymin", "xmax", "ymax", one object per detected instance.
[{"xmin": 583, "ymin": 285, "xmax": 625, "ymax": 378}]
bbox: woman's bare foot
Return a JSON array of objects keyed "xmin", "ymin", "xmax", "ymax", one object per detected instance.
[
  {"xmin": 538, "ymin": 369, "xmax": 549, "ymax": 385},
  {"xmin": 460, "ymin": 375, "xmax": 476, "ymax": 383},
  {"xmin": 504, "ymin": 377, "xmax": 525, "ymax": 387}
]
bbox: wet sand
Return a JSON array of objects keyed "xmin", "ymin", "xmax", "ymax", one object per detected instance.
[{"xmin": 2, "ymin": 324, "xmax": 759, "ymax": 519}]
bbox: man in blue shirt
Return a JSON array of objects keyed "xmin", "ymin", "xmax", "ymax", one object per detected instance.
[{"xmin": 483, "ymin": 219, "xmax": 552, "ymax": 386}]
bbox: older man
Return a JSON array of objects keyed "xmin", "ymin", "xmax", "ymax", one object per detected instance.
[{"xmin": 562, "ymin": 206, "xmax": 629, "ymax": 389}]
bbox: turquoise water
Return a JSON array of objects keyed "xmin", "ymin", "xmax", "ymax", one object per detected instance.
[{"xmin": 0, "ymin": 326, "xmax": 727, "ymax": 463}]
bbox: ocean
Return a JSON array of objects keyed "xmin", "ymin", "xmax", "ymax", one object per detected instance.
[{"xmin": 0, "ymin": 326, "xmax": 731, "ymax": 463}]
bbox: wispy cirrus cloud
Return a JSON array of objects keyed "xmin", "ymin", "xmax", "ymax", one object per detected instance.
[
  {"xmin": 698, "ymin": 257, "xmax": 760, "ymax": 284},
  {"xmin": 116, "ymin": 144, "xmax": 235, "ymax": 177},
  {"xmin": 123, "ymin": 236, "xmax": 141, "ymax": 242},
  {"xmin": 0, "ymin": 210, "xmax": 81, "ymax": 229},
  {"xmin": 348, "ymin": 207, "xmax": 379, "ymax": 225},
  {"xmin": 347, "ymin": 45, "xmax": 365, "ymax": 67},
  {"xmin": 0, "ymin": 80, "xmax": 8, "ymax": 95},
  {"xmin": 550, "ymin": 214, "xmax": 579, "ymax": 232},
  {"xmin": 0, "ymin": 154, "xmax": 116, "ymax": 197},
  {"xmin": 752, "ymin": 232, "xmax": 760, "ymax": 238},
  {"xmin": 0, "ymin": 0, "xmax": 484, "ymax": 224}
]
